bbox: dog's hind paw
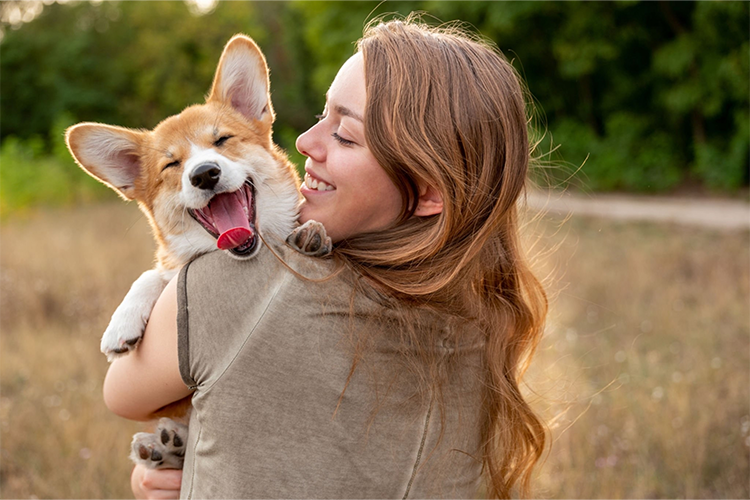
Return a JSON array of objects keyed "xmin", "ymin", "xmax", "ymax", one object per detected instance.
[
  {"xmin": 130, "ymin": 418, "xmax": 188, "ymax": 470},
  {"xmin": 287, "ymin": 220, "xmax": 332, "ymax": 257}
]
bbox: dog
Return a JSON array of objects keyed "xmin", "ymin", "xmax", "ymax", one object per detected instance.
[{"xmin": 66, "ymin": 34, "xmax": 330, "ymax": 469}]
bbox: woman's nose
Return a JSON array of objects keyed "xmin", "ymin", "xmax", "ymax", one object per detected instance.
[{"xmin": 296, "ymin": 124, "xmax": 324, "ymax": 162}]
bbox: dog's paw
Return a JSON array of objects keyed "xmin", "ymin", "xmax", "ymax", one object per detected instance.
[
  {"xmin": 130, "ymin": 418, "xmax": 188, "ymax": 470},
  {"xmin": 286, "ymin": 220, "xmax": 332, "ymax": 257},
  {"xmin": 101, "ymin": 269, "xmax": 169, "ymax": 362},
  {"xmin": 100, "ymin": 316, "xmax": 146, "ymax": 362}
]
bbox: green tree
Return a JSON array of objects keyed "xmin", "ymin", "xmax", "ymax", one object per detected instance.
[{"xmin": 1, "ymin": 1, "xmax": 747, "ymax": 200}]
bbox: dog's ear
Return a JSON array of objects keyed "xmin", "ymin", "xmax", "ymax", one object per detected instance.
[
  {"xmin": 66, "ymin": 123, "xmax": 144, "ymax": 200},
  {"xmin": 207, "ymin": 34, "xmax": 273, "ymax": 122}
]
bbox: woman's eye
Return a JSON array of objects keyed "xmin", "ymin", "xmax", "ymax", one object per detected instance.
[
  {"xmin": 315, "ymin": 114, "xmax": 326, "ymax": 122},
  {"xmin": 162, "ymin": 160, "xmax": 180, "ymax": 171},
  {"xmin": 332, "ymin": 132, "xmax": 355, "ymax": 147},
  {"xmin": 213, "ymin": 135, "xmax": 232, "ymax": 147}
]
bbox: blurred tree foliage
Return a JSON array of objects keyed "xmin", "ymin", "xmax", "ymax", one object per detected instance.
[{"xmin": 0, "ymin": 0, "xmax": 747, "ymax": 209}]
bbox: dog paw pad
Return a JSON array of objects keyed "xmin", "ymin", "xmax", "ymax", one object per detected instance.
[
  {"xmin": 130, "ymin": 418, "xmax": 188, "ymax": 470},
  {"xmin": 287, "ymin": 220, "xmax": 332, "ymax": 257}
]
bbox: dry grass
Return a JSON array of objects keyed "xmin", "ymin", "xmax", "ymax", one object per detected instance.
[
  {"xmin": 525, "ymin": 215, "xmax": 750, "ymax": 498},
  {"xmin": 0, "ymin": 202, "xmax": 153, "ymax": 498},
  {"xmin": 0, "ymin": 202, "xmax": 748, "ymax": 498}
]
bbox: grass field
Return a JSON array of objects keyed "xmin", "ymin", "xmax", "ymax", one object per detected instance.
[{"xmin": 0, "ymin": 201, "xmax": 748, "ymax": 498}]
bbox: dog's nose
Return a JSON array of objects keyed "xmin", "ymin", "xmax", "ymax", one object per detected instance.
[{"xmin": 190, "ymin": 163, "xmax": 221, "ymax": 190}]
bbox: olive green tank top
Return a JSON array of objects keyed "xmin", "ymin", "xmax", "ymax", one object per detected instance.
[{"xmin": 177, "ymin": 243, "xmax": 485, "ymax": 498}]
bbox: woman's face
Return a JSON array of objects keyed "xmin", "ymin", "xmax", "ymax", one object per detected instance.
[{"xmin": 296, "ymin": 53, "xmax": 402, "ymax": 243}]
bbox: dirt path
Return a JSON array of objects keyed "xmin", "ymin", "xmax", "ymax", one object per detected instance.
[{"xmin": 525, "ymin": 190, "xmax": 750, "ymax": 231}]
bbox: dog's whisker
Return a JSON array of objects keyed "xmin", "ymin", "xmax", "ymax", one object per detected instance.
[
  {"xmin": 213, "ymin": 102, "xmax": 229, "ymax": 134},
  {"xmin": 140, "ymin": 144, "xmax": 169, "ymax": 155},
  {"xmin": 179, "ymin": 207, "xmax": 201, "ymax": 252},
  {"xmin": 124, "ymin": 211, "xmax": 148, "ymax": 236},
  {"xmin": 259, "ymin": 179, "xmax": 280, "ymax": 197},
  {"xmin": 213, "ymin": 108, "xmax": 221, "ymax": 133}
]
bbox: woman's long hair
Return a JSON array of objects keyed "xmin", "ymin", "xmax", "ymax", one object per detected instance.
[{"xmin": 331, "ymin": 17, "xmax": 548, "ymax": 498}]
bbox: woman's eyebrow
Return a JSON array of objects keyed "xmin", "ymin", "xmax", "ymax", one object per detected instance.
[{"xmin": 335, "ymin": 105, "xmax": 364, "ymax": 123}]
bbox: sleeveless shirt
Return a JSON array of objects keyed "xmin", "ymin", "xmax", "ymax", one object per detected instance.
[{"xmin": 176, "ymin": 243, "xmax": 485, "ymax": 499}]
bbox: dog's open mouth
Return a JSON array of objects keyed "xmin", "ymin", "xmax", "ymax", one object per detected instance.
[{"xmin": 188, "ymin": 180, "xmax": 257, "ymax": 256}]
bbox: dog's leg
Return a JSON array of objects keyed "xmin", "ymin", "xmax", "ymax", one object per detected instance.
[
  {"xmin": 286, "ymin": 220, "xmax": 332, "ymax": 257},
  {"xmin": 101, "ymin": 269, "xmax": 173, "ymax": 361},
  {"xmin": 130, "ymin": 418, "xmax": 188, "ymax": 470}
]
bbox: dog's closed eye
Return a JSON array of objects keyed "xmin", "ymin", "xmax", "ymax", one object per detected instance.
[
  {"xmin": 213, "ymin": 135, "xmax": 233, "ymax": 147},
  {"xmin": 162, "ymin": 160, "xmax": 181, "ymax": 171}
]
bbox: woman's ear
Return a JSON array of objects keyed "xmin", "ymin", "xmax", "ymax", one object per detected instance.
[{"xmin": 414, "ymin": 182, "xmax": 443, "ymax": 217}]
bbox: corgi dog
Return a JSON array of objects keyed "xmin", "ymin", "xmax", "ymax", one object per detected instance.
[{"xmin": 66, "ymin": 35, "xmax": 329, "ymax": 469}]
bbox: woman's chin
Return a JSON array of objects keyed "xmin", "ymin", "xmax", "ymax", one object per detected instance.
[{"xmin": 297, "ymin": 206, "xmax": 327, "ymax": 233}]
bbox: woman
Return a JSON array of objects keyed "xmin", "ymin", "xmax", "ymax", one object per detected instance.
[{"xmin": 106, "ymin": 17, "xmax": 547, "ymax": 499}]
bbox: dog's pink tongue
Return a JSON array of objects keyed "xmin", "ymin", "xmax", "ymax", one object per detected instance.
[
  {"xmin": 217, "ymin": 227, "xmax": 253, "ymax": 250},
  {"xmin": 210, "ymin": 192, "xmax": 254, "ymax": 250}
]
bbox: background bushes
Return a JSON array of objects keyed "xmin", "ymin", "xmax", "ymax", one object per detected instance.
[{"xmin": 1, "ymin": 1, "xmax": 747, "ymax": 216}]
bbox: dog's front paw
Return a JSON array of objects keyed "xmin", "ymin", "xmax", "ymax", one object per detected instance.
[
  {"xmin": 100, "ymin": 269, "xmax": 168, "ymax": 361},
  {"xmin": 287, "ymin": 220, "xmax": 332, "ymax": 257},
  {"xmin": 100, "ymin": 313, "xmax": 147, "ymax": 362},
  {"xmin": 130, "ymin": 418, "xmax": 188, "ymax": 470}
]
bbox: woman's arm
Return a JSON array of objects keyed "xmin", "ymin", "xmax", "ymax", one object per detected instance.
[{"xmin": 103, "ymin": 275, "xmax": 193, "ymax": 421}]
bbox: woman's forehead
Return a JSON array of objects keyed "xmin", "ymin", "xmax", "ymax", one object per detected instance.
[{"xmin": 327, "ymin": 53, "xmax": 366, "ymax": 116}]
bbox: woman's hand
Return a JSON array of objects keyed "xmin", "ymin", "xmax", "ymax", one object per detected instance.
[{"xmin": 131, "ymin": 464, "xmax": 182, "ymax": 499}]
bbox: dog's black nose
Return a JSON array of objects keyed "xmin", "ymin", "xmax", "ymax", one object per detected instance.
[{"xmin": 190, "ymin": 163, "xmax": 221, "ymax": 190}]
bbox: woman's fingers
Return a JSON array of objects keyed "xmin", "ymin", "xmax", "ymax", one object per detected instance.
[
  {"xmin": 142, "ymin": 467, "xmax": 182, "ymax": 489},
  {"xmin": 132, "ymin": 465, "xmax": 182, "ymax": 499}
]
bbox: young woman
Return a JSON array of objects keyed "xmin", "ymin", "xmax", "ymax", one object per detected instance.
[{"xmin": 106, "ymin": 17, "xmax": 547, "ymax": 499}]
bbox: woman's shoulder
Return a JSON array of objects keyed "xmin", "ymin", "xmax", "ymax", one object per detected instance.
[
  {"xmin": 183, "ymin": 241, "xmax": 335, "ymax": 284},
  {"xmin": 178, "ymin": 242, "xmax": 361, "ymax": 317}
]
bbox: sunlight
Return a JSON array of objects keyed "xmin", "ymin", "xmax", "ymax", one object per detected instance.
[
  {"xmin": 184, "ymin": 0, "xmax": 219, "ymax": 16},
  {"xmin": 0, "ymin": 0, "xmax": 218, "ymax": 42},
  {"xmin": 1, "ymin": 1, "xmax": 44, "ymax": 27}
]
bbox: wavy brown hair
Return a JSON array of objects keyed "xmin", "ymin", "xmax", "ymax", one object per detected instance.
[{"xmin": 331, "ymin": 16, "xmax": 548, "ymax": 498}]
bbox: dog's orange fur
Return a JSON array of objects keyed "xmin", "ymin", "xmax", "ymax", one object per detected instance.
[{"xmin": 67, "ymin": 36, "xmax": 300, "ymax": 272}]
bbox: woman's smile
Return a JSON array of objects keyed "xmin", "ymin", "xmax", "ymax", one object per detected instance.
[{"xmin": 301, "ymin": 170, "xmax": 335, "ymax": 192}]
